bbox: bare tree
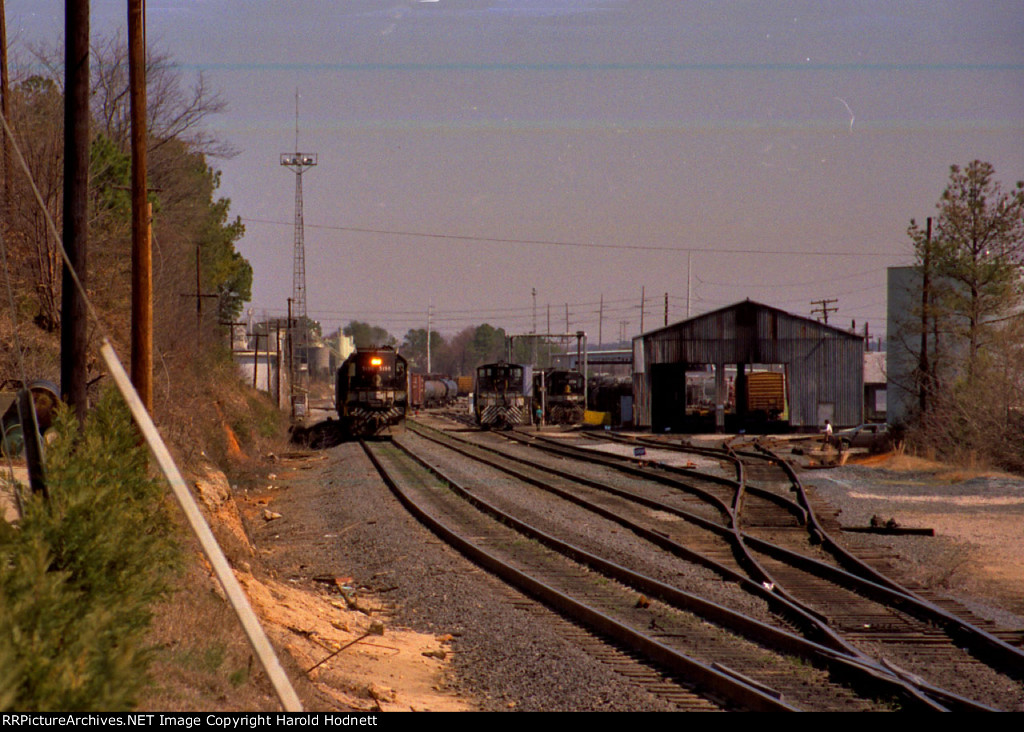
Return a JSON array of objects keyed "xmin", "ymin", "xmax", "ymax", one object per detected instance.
[
  {"xmin": 90, "ymin": 32, "xmax": 236, "ymax": 158},
  {"xmin": 7, "ymin": 75, "xmax": 64, "ymax": 331},
  {"xmin": 5, "ymin": 35, "xmax": 247, "ymax": 369}
]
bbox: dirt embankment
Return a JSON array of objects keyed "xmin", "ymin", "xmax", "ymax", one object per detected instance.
[{"xmin": 192, "ymin": 456, "xmax": 473, "ymax": 712}]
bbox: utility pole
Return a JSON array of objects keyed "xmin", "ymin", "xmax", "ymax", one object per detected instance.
[
  {"xmin": 810, "ymin": 298, "xmax": 838, "ymax": 324},
  {"xmin": 640, "ymin": 286, "xmax": 645, "ymax": 333},
  {"xmin": 129, "ymin": 0, "xmax": 152, "ymax": 411},
  {"xmin": 686, "ymin": 251, "xmax": 692, "ymax": 318},
  {"xmin": 426, "ymin": 302, "xmax": 432, "ymax": 373},
  {"xmin": 546, "ymin": 303, "xmax": 551, "ymax": 366},
  {"xmin": 919, "ymin": 217, "xmax": 932, "ymax": 415},
  {"xmin": 664, "ymin": 292, "xmax": 668, "ymax": 326},
  {"xmin": 61, "ymin": 0, "xmax": 89, "ymax": 418},
  {"xmin": 565, "ymin": 303, "xmax": 569, "ymax": 333},
  {"xmin": 180, "ymin": 244, "xmax": 218, "ymax": 351},
  {"xmin": 0, "ymin": 0, "xmax": 11, "ymax": 214},
  {"xmin": 286, "ymin": 298, "xmax": 294, "ymax": 419},
  {"xmin": 531, "ymin": 287, "xmax": 537, "ymax": 365},
  {"xmin": 598, "ymin": 294, "xmax": 603, "ymax": 347}
]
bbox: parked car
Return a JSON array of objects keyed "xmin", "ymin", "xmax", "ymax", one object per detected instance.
[{"xmin": 834, "ymin": 423, "xmax": 892, "ymax": 451}]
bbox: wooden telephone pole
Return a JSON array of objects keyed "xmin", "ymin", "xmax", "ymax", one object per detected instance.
[
  {"xmin": 129, "ymin": 0, "xmax": 152, "ymax": 411},
  {"xmin": 0, "ymin": 0, "xmax": 11, "ymax": 214},
  {"xmin": 61, "ymin": 0, "xmax": 89, "ymax": 416},
  {"xmin": 810, "ymin": 298, "xmax": 838, "ymax": 324}
]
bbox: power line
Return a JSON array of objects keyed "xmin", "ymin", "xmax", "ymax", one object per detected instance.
[
  {"xmin": 241, "ymin": 217, "xmax": 901, "ymax": 257},
  {"xmin": 694, "ymin": 265, "xmax": 885, "ymax": 288},
  {"xmin": 810, "ymin": 298, "xmax": 839, "ymax": 324}
]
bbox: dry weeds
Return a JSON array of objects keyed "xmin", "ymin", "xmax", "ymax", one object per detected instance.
[{"xmin": 844, "ymin": 450, "xmax": 1019, "ymax": 481}]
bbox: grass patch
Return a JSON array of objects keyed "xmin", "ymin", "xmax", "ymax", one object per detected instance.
[{"xmin": 228, "ymin": 666, "xmax": 250, "ymax": 689}]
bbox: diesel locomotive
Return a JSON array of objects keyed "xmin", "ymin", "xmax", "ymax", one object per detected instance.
[
  {"xmin": 335, "ymin": 347, "xmax": 408, "ymax": 437},
  {"xmin": 533, "ymin": 369, "xmax": 585, "ymax": 425},
  {"xmin": 474, "ymin": 361, "xmax": 530, "ymax": 429}
]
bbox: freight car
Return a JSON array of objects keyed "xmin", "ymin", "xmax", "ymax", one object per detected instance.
[
  {"xmin": 425, "ymin": 376, "xmax": 459, "ymax": 407},
  {"xmin": 533, "ymin": 369, "xmax": 585, "ymax": 425},
  {"xmin": 474, "ymin": 361, "xmax": 531, "ymax": 429},
  {"xmin": 335, "ymin": 347, "xmax": 408, "ymax": 437},
  {"xmin": 745, "ymin": 370, "xmax": 787, "ymax": 420},
  {"xmin": 409, "ymin": 374, "xmax": 460, "ymax": 409}
]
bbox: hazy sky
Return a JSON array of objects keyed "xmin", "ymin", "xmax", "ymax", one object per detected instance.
[{"xmin": 7, "ymin": 1, "xmax": 1024, "ymax": 345}]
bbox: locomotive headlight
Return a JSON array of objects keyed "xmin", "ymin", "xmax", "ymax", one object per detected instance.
[{"xmin": 370, "ymin": 357, "xmax": 383, "ymax": 367}]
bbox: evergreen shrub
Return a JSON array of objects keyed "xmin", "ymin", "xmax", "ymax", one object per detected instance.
[{"xmin": 0, "ymin": 391, "xmax": 179, "ymax": 710}]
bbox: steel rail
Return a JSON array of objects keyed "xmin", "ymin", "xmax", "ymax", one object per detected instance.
[
  {"xmin": 576, "ymin": 428, "xmax": 1024, "ymax": 691},
  {"xmin": 750, "ymin": 442, "xmax": 1024, "ymax": 677},
  {"xmin": 410, "ymin": 421, "xmax": 806, "ymax": 616},
  {"xmin": 416, "ymin": 421, "xmax": 1002, "ymax": 643},
  {"xmin": 404, "ymin": 424, "xmax": 1000, "ymax": 710},
  {"xmin": 417, "ymin": 419, "xmax": 1010, "ymax": 710},
  {"xmin": 395, "ymin": 435, "xmax": 989, "ymax": 710},
  {"xmin": 530, "ymin": 429, "xmax": 811, "ymax": 525},
  {"xmin": 360, "ymin": 439, "xmax": 800, "ymax": 712}
]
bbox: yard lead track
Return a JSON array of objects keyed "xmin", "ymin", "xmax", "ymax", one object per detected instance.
[
  {"xmin": 591, "ymin": 429, "xmax": 1024, "ymax": 676},
  {"xmin": 411, "ymin": 417, "xmax": 1023, "ymax": 709}
]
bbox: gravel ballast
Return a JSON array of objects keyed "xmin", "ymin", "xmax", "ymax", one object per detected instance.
[{"xmin": 246, "ymin": 431, "xmax": 1024, "ymax": 711}]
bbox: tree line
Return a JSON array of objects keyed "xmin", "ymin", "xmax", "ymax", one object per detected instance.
[
  {"xmin": 902, "ymin": 160, "xmax": 1024, "ymax": 470},
  {"xmin": 0, "ymin": 35, "xmax": 253, "ymax": 710},
  {"xmin": 0, "ymin": 34, "xmax": 251, "ymax": 389},
  {"xmin": 331, "ymin": 320, "xmax": 561, "ymax": 376}
]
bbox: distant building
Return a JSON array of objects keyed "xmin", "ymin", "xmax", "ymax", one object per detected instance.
[
  {"xmin": 634, "ymin": 299, "xmax": 864, "ymax": 432},
  {"xmin": 863, "ymin": 351, "xmax": 887, "ymax": 422},
  {"xmin": 326, "ymin": 333, "xmax": 356, "ymax": 374},
  {"xmin": 886, "ymin": 266, "xmax": 921, "ymax": 426}
]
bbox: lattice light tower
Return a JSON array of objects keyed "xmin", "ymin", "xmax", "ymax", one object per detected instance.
[
  {"xmin": 280, "ymin": 150, "xmax": 316, "ymax": 416},
  {"xmin": 280, "ymin": 151, "xmax": 317, "ymax": 329}
]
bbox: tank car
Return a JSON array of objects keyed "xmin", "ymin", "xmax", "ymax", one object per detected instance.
[
  {"xmin": 409, "ymin": 374, "xmax": 459, "ymax": 409},
  {"xmin": 335, "ymin": 347, "xmax": 408, "ymax": 437},
  {"xmin": 533, "ymin": 369, "xmax": 585, "ymax": 425},
  {"xmin": 424, "ymin": 376, "xmax": 459, "ymax": 407},
  {"xmin": 474, "ymin": 361, "xmax": 530, "ymax": 429}
]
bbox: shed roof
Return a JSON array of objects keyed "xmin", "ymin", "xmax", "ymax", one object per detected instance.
[{"xmin": 639, "ymin": 299, "xmax": 863, "ymax": 342}]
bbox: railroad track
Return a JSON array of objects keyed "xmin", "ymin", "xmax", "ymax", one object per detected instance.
[
  {"xmin": 361, "ymin": 438, "xmax": 741, "ymax": 711},
  {"xmin": 587, "ymin": 431, "xmax": 1024, "ymax": 656},
  {"xmin": 362, "ymin": 436, "xmax": 885, "ymax": 711},
  {"xmin": 400, "ymin": 416, "xmax": 1024, "ymax": 710}
]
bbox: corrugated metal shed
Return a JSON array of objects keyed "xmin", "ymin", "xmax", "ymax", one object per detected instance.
[{"xmin": 633, "ymin": 300, "xmax": 864, "ymax": 429}]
